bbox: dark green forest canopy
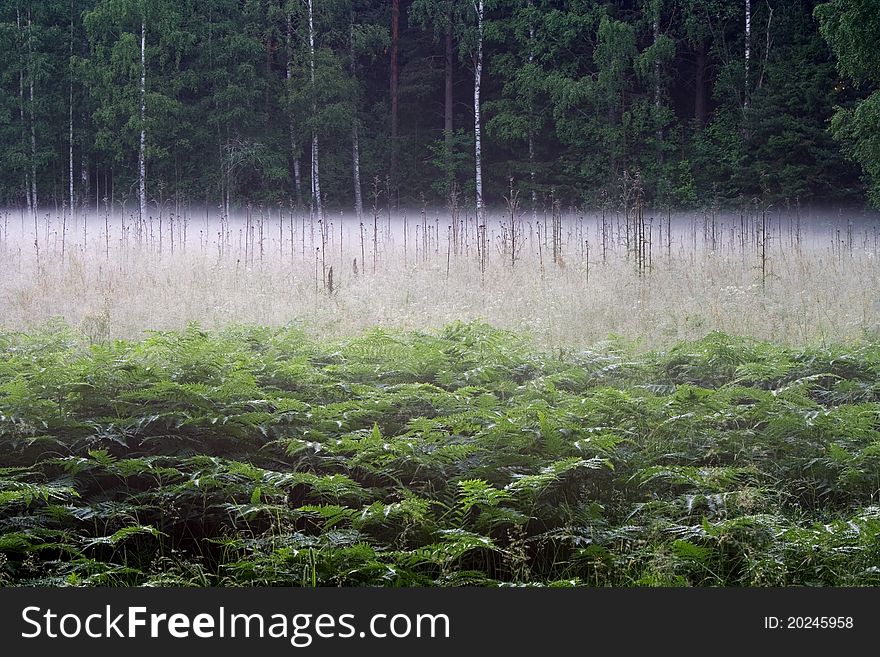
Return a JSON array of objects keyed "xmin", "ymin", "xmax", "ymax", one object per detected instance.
[{"xmin": 0, "ymin": 0, "xmax": 876, "ymax": 210}]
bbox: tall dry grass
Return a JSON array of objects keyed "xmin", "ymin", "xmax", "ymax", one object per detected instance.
[{"xmin": 1, "ymin": 204, "xmax": 878, "ymax": 349}]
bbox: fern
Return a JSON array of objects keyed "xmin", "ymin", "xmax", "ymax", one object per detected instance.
[{"xmin": 3, "ymin": 321, "xmax": 880, "ymax": 586}]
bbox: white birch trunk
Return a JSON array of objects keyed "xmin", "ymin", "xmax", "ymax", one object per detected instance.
[
  {"xmin": 17, "ymin": 8, "xmax": 30, "ymax": 213},
  {"xmin": 30, "ymin": 76, "xmax": 36, "ymax": 211},
  {"xmin": 352, "ymin": 126, "xmax": 363, "ymax": 221},
  {"xmin": 528, "ymin": 133, "xmax": 537, "ymax": 223},
  {"xmin": 69, "ymin": 0, "xmax": 75, "ymax": 217},
  {"xmin": 138, "ymin": 19, "xmax": 147, "ymax": 225},
  {"xmin": 307, "ymin": 0, "xmax": 323, "ymax": 220},
  {"xmin": 473, "ymin": 0, "xmax": 484, "ymax": 225},
  {"xmin": 444, "ymin": 5, "xmax": 453, "ymax": 171},
  {"xmin": 293, "ymin": 152, "xmax": 303, "ymax": 208},
  {"xmin": 69, "ymin": 95, "xmax": 74, "ymax": 213},
  {"xmin": 527, "ymin": 0, "xmax": 536, "ymax": 222},
  {"xmin": 81, "ymin": 143, "xmax": 88, "ymax": 207},
  {"xmin": 350, "ymin": 15, "xmax": 363, "ymax": 220},
  {"xmin": 28, "ymin": 11, "xmax": 37, "ymax": 212},
  {"xmin": 653, "ymin": 6, "xmax": 661, "ymax": 110},
  {"xmin": 744, "ymin": 0, "xmax": 751, "ymax": 108}
]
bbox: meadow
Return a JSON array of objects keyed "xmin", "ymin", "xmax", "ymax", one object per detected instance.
[
  {"xmin": 1, "ymin": 203, "xmax": 879, "ymax": 587},
  {"xmin": 1, "ymin": 202, "xmax": 879, "ymax": 348}
]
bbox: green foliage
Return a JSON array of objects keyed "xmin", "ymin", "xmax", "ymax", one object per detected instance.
[
  {"xmin": 816, "ymin": 0, "xmax": 880, "ymax": 205},
  {"xmin": 0, "ymin": 0, "xmax": 869, "ymax": 208},
  {"xmin": 1, "ymin": 320, "xmax": 879, "ymax": 586}
]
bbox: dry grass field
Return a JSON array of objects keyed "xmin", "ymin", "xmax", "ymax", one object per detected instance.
[{"xmin": 1, "ymin": 204, "xmax": 878, "ymax": 348}]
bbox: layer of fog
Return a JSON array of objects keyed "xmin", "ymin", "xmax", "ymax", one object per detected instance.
[{"xmin": 1, "ymin": 204, "xmax": 878, "ymax": 349}]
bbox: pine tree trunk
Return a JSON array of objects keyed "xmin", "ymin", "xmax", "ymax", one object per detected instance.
[
  {"xmin": 307, "ymin": 0, "xmax": 322, "ymax": 219},
  {"xmin": 473, "ymin": 0, "xmax": 484, "ymax": 225},
  {"xmin": 390, "ymin": 0, "xmax": 400, "ymax": 186},
  {"xmin": 286, "ymin": 12, "xmax": 303, "ymax": 209},
  {"xmin": 350, "ymin": 13, "xmax": 363, "ymax": 220},
  {"xmin": 138, "ymin": 19, "xmax": 147, "ymax": 225}
]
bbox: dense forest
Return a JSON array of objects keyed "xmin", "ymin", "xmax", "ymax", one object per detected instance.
[{"xmin": 0, "ymin": 0, "xmax": 878, "ymax": 212}]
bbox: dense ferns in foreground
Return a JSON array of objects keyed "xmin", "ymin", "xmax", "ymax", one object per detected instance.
[{"xmin": 0, "ymin": 321, "xmax": 878, "ymax": 586}]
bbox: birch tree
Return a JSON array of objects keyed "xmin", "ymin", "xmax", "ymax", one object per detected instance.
[
  {"xmin": 85, "ymin": 0, "xmax": 189, "ymax": 219},
  {"xmin": 68, "ymin": 0, "xmax": 74, "ymax": 218},
  {"xmin": 27, "ymin": 8, "xmax": 37, "ymax": 212},
  {"xmin": 306, "ymin": 0, "xmax": 322, "ymax": 220},
  {"xmin": 390, "ymin": 0, "xmax": 399, "ymax": 187},
  {"xmin": 138, "ymin": 15, "xmax": 146, "ymax": 225},
  {"xmin": 16, "ymin": 7, "xmax": 31, "ymax": 213},
  {"xmin": 0, "ymin": 0, "xmax": 868, "ymax": 211},
  {"xmin": 445, "ymin": 3, "xmax": 454, "ymax": 189},
  {"xmin": 473, "ymin": 0, "xmax": 484, "ymax": 224},
  {"xmin": 744, "ymin": 0, "xmax": 751, "ymax": 108},
  {"xmin": 411, "ymin": 0, "xmax": 485, "ymax": 218},
  {"xmin": 350, "ymin": 10, "xmax": 363, "ymax": 220},
  {"xmin": 653, "ymin": 0, "xmax": 661, "ymax": 138}
]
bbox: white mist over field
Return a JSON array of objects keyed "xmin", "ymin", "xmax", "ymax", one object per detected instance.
[{"xmin": 1, "ymin": 204, "xmax": 878, "ymax": 348}]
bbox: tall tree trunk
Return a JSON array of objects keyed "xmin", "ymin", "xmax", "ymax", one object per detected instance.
[
  {"xmin": 138, "ymin": 18, "xmax": 147, "ymax": 225},
  {"xmin": 286, "ymin": 11, "xmax": 303, "ymax": 209},
  {"xmin": 307, "ymin": 0, "xmax": 322, "ymax": 219},
  {"xmin": 221, "ymin": 137, "xmax": 229, "ymax": 218},
  {"xmin": 473, "ymin": 0, "xmax": 484, "ymax": 225},
  {"xmin": 293, "ymin": 148, "xmax": 303, "ymax": 208},
  {"xmin": 351, "ymin": 123, "xmax": 363, "ymax": 219},
  {"xmin": 444, "ymin": 4, "xmax": 453, "ymax": 192},
  {"xmin": 69, "ymin": 89, "xmax": 74, "ymax": 213},
  {"xmin": 757, "ymin": 5, "xmax": 773, "ymax": 91},
  {"xmin": 653, "ymin": 7, "xmax": 661, "ymax": 110},
  {"xmin": 69, "ymin": 0, "xmax": 75, "ymax": 215},
  {"xmin": 350, "ymin": 12, "xmax": 363, "ymax": 220},
  {"xmin": 527, "ymin": 0, "xmax": 536, "ymax": 221},
  {"xmin": 694, "ymin": 39, "xmax": 707, "ymax": 128},
  {"xmin": 744, "ymin": 0, "xmax": 751, "ymax": 109},
  {"xmin": 28, "ymin": 10, "xmax": 37, "ymax": 212},
  {"xmin": 528, "ymin": 133, "xmax": 536, "ymax": 221},
  {"xmin": 390, "ymin": 0, "xmax": 399, "ymax": 186},
  {"xmin": 17, "ymin": 8, "xmax": 30, "ymax": 212},
  {"xmin": 81, "ymin": 148, "xmax": 89, "ymax": 209},
  {"xmin": 653, "ymin": 1, "xmax": 663, "ymax": 145}
]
